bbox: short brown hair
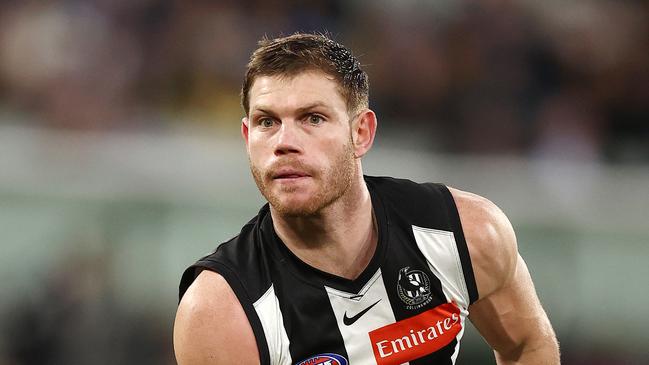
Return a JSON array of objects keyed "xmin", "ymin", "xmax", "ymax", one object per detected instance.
[{"xmin": 241, "ymin": 33, "xmax": 369, "ymax": 116}]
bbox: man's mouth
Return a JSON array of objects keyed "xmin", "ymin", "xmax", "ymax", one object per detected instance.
[
  {"xmin": 272, "ymin": 168, "xmax": 310, "ymax": 180},
  {"xmin": 276, "ymin": 175, "xmax": 306, "ymax": 179}
]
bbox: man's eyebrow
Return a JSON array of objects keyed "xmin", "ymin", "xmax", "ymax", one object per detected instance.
[
  {"xmin": 294, "ymin": 102, "xmax": 331, "ymax": 114},
  {"xmin": 250, "ymin": 107, "xmax": 276, "ymax": 117},
  {"xmin": 251, "ymin": 102, "xmax": 331, "ymax": 116}
]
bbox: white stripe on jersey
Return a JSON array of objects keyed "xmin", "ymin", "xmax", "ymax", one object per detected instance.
[
  {"xmin": 411, "ymin": 225, "xmax": 472, "ymax": 364},
  {"xmin": 253, "ymin": 284, "xmax": 292, "ymax": 365},
  {"xmin": 325, "ymin": 269, "xmax": 405, "ymax": 365}
]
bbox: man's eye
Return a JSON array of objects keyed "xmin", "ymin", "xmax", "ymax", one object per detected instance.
[
  {"xmin": 259, "ymin": 118, "xmax": 274, "ymax": 128},
  {"xmin": 308, "ymin": 114, "xmax": 325, "ymax": 125}
]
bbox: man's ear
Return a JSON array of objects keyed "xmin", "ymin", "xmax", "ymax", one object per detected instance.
[
  {"xmin": 241, "ymin": 117, "xmax": 250, "ymax": 147},
  {"xmin": 351, "ymin": 109, "xmax": 377, "ymax": 158}
]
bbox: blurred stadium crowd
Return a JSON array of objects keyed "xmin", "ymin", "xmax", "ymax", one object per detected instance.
[
  {"xmin": 1, "ymin": 1, "xmax": 648, "ymax": 364},
  {"xmin": 1, "ymin": 0, "xmax": 648, "ymax": 161}
]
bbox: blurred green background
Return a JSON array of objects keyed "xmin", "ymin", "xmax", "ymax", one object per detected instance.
[{"xmin": 1, "ymin": 1, "xmax": 648, "ymax": 364}]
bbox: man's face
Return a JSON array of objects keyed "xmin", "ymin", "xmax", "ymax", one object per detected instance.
[{"xmin": 243, "ymin": 70, "xmax": 357, "ymax": 216}]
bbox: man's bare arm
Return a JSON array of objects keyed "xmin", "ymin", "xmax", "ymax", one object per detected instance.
[
  {"xmin": 450, "ymin": 188, "xmax": 560, "ymax": 364},
  {"xmin": 174, "ymin": 270, "xmax": 260, "ymax": 364}
]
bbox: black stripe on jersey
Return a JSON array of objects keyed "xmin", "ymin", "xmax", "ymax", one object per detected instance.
[
  {"xmin": 259, "ymin": 209, "xmax": 351, "ymax": 363},
  {"xmin": 179, "ymin": 261, "xmax": 272, "ymax": 365},
  {"xmin": 437, "ymin": 184, "xmax": 479, "ymax": 304},
  {"xmin": 271, "ymin": 268, "xmax": 350, "ymax": 363}
]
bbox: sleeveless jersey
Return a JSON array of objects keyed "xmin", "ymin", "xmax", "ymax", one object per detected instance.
[{"xmin": 179, "ymin": 176, "xmax": 479, "ymax": 365}]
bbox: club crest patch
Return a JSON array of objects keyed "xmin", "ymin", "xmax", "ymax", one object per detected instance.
[
  {"xmin": 296, "ymin": 353, "xmax": 348, "ymax": 365},
  {"xmin": 397, "ymin": 266, "xmax": 433, "ymax": 309}
]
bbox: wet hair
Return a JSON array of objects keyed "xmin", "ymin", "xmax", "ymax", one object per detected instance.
[{"xmin": 241, "ymin": 32, "xmax": 369, "ymax": 116}]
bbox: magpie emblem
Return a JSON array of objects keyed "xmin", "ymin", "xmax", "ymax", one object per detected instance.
[{"xmin": 397, "ymin": 266, "xmax": 432, "ymax": 309}]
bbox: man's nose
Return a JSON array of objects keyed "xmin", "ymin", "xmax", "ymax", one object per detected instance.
[{"xmin": 274, "ymin": 121, "xmax": 302, "ymax": 156}]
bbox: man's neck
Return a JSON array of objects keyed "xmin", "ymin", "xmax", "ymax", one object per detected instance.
[{"xmin": 270, "ymin": 174, "xmax": 377, "ymax": 280}]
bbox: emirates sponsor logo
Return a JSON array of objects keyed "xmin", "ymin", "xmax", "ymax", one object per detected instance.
[{"xmin": 368, "ymin": 302, "xmax": 462, "ymax": 365}]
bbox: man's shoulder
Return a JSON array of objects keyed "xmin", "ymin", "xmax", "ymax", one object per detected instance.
[
  {"xmin": 174, "ymin": 270, "xmax": 260, "ymax": 364},
  {"xmin": 447, "ymin": 187, "xmax": 518, "ymax": 300},
  {"xmin": 178, "ymin": 270, "xmax": 236, "ymax": 320}
]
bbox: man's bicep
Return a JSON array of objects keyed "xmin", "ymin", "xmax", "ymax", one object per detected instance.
[
  {"xmin": 468, "ymin": 255, "xmax": 557, "ymax": 361},
  {"xmin": 174, "ymin": 270, "xmax": 260, "ymax": 365}
]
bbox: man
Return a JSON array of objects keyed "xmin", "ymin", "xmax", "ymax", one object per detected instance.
[{"xmin": 174, "ymin": 33, "xmax": 560, "ymax": 365}]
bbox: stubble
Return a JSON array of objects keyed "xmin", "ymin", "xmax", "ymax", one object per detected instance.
[{"xmin": 249, "ymin": 138, "xmax": 356, "ymax": 217}]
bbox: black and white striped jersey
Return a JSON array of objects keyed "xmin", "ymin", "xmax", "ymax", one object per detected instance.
[{"xmin": 179, "ymin": 176, "xmax": 479, "ymax": 365}]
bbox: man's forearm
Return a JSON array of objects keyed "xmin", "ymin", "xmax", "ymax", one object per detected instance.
[{"xmin": 495, "ymin": 336, "xmax": 560, "ymax": 365}]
